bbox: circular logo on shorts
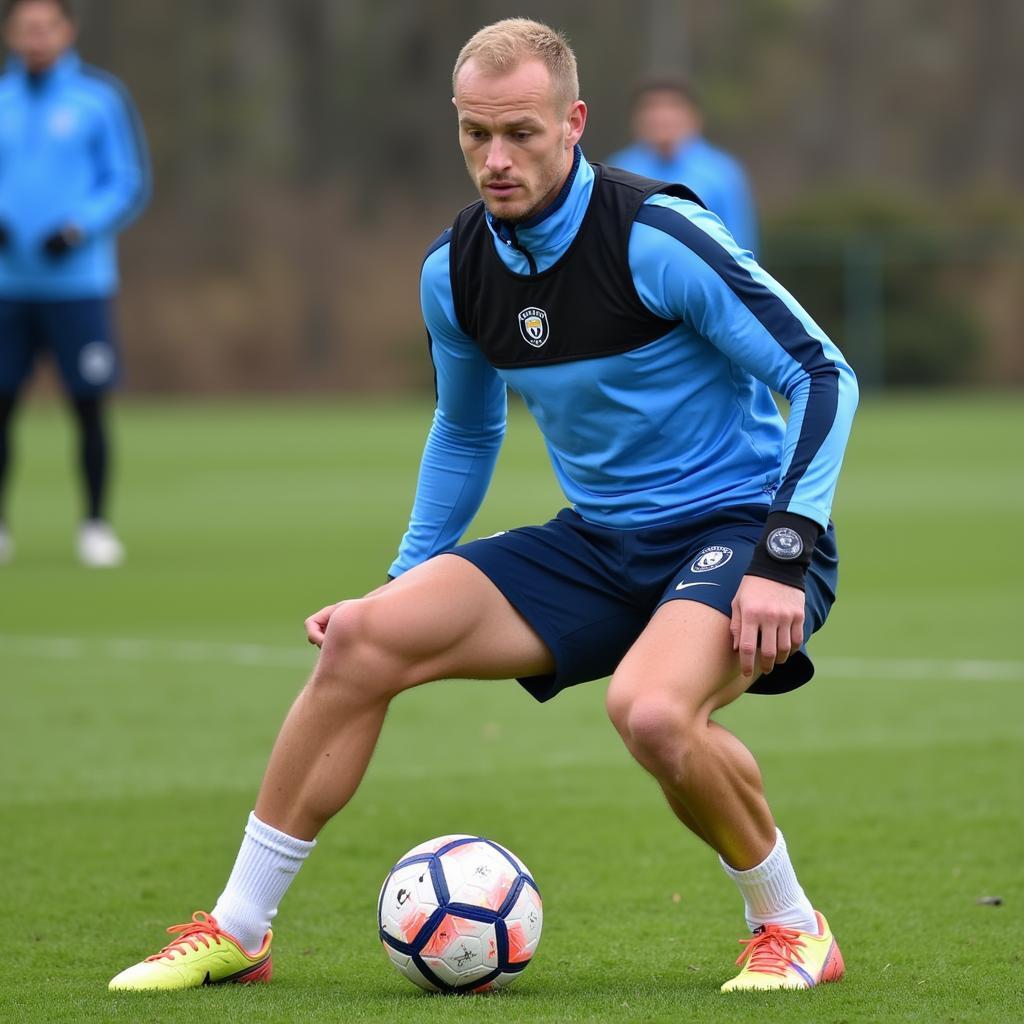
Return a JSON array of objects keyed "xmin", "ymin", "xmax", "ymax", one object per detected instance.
[
  {"xmin": 766, "ymin": 527, "xmax": 803, "ymax": 561},
  {"xmin": 690, "ymin": 545, "xmax": 734, "ymax": 573},
  {"xmin": 79, "ymin": 342, "xmax": 115, "ymax": 385}
]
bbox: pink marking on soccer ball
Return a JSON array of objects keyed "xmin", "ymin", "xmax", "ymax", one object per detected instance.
[
  {"xmin": 420, "ymin": 915, "xmax": 457, "ymax": 957},
  {"xmin": 399, "ymin": 907, "xmax": 429, "ymax": 944},
  {"xmin": 405, "ymin": 834, "xmax": 472, "ymax": 857},
  {"xmin": 444, "ymin": 841, "xmax": 482, "ymax": 860},
  {"xmin": 449, "ymin": 916, "xmax": 487, "ymax": 938},
  {"xmin": 506, "ymin": 921, "xmax": 534, "ymax": 964},
  {"xmin": 483, "ymin": 871, "xmax": 516, "ymax": 910}
]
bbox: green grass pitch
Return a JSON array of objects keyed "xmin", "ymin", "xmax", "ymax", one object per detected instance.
[{"xmin": 1, "ymin": 394, "xmax": 1021, "ymax": 1023}]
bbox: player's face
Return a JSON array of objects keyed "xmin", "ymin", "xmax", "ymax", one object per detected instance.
[
  {"xmin": 633, "ymin": 91, "xmax": 701, "ymax": 156},
  {"xmin": 4, "ymin": 0, "xmax": 75, "ymax": 74},
  {"xmin": 454, "ymin": 58, "xmax": 586, "ymax": 224}
]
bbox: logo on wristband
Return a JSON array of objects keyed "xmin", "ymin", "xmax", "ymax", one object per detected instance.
[{"xmin": 766, "ymin": 527, "xmax": 804, "ymax": 561}]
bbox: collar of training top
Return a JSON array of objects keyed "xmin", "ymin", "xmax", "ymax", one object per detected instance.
[
  {"xmin": 487, "ymin": 144, "xmax": 585, "ymax": 250},
  {"xmin": 10, "ymin": 48, "xmax": 80, "ymax": 88}
]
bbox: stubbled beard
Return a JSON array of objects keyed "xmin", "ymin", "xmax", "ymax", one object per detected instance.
[
  {"xmin": 478, "ymin": 175, "xmax": 557, "ymax": 224},
  {"xmin": 473, "ymin": 156, "xmax": 567, "ymax": 223},
  {"xmin": 481, "ymin": 195, "xmax": 542, "ymax": 224}
]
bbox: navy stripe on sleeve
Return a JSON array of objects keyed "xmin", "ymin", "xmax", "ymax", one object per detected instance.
[
  {"xmin": 634, "ymin": 202, "xmax": 839, "ymax": 509},
  {"xmin": 421, "ymin": 231, "xmax": 451, "ymax": 400},
  {"xmin": 424, "ymin": 228, "xmax": 452, "ymax": 261},
  {"xmin": 81, "ymin": 66, "xmax": 152, "ymax": 227}
]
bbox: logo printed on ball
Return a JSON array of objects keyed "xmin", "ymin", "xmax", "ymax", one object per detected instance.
[
  {"xmin": 690, "ymin": 545, "xmax": 734, "ymax": 573},
  {"xmin": 518, "ymin": 307, "xmax": 550, "ymax": 347}
]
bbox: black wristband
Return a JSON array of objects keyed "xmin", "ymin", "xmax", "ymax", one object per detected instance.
[
  {"xmin": 42, "ymin": 225, "xmax": 82, "ymax": 258},
  {"xmin": 745, "ymin": 512, "xmax": 822, "ymax": 591}
]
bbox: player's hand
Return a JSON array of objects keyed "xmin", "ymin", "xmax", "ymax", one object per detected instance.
[
  {"xmin": 42, "ymin": 224, "xmax": 83, "ymax": 258},
  {"xmin": 305, "ymin": 601, "xmax": 347, "ymax": 647},
  {"xmin": 730, "ymin": 574, "xmax": 805, "ymax": 680}
]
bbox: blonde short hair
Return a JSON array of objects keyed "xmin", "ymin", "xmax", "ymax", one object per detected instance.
[{"xmin": 452, "ymin": 18, "xmax": 579, "ymax": 113}]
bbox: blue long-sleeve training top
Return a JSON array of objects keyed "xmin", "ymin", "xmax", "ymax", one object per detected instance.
[
  {"xmin": 0, "ymin": 50, "xmax": 151, "ymax": 299},
  {"xmin": 607, "ymin": 136, "xmax": 759, "ymax": 257},
  {"xmin": 390, "ymin": 151, "xmax": 857, "ymax": 578}
]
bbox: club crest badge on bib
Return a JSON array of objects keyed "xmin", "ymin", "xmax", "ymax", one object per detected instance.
[{"xmin": 518, "ymin": 307, "xmax": 550, "ymax": 348}]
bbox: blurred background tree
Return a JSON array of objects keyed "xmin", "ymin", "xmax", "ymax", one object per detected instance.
[{"xmin": 27, "ymin": 0, "xmax": 1020, "ymax": 392}]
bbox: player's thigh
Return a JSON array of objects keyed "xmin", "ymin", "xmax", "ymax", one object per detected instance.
[
  {"xmin": 608, "ymin": 600, "xmax": 755, "ymax": 724},
  {"xmin": 0, "ymin": 300, "xmax": 36, "ymax": 395},
  {"xmin": 38, "ymin": 298, "xmax": 120, "ymax": 396},
  {"xmin": 336, "ymin": 553, "xmax": 556, "ymax": 687}
]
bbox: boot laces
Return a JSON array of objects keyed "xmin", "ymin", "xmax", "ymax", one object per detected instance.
[
  {"xmin": 145, "ymin": 911, "xmax": 225, "ymax": 962},
  {"xmin": 735, "ymin": 923, "xmax": 807, "ymax": 977}
]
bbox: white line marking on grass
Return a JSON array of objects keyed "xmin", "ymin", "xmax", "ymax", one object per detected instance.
[
  {"xmin": 817, "ymin": 657, "xmax": 1023, "ymax": 682},
  {"xmin": 0, "ymin": 633, "xmax": 314, "ymax": 670},
  {"xmin": 0, "ymin": 634, "xmax": 1021, "ymax": 681}
]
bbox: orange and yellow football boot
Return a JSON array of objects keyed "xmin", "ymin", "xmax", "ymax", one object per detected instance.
[
  {"xmin": 108, "ymin": 911, "xmax": 272, "ymax": 991},
  {"xmin": 721, "ymin": 911, "xmax": 844, "ymax": 992}
]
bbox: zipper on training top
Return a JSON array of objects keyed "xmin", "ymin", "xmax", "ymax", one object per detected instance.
[{"xmin": 503, "ymin": 223, "xmax": 538, "ymax": 275}]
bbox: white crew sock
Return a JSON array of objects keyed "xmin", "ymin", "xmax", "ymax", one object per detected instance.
[
  {"xmin": 211, "ymin": 811, "xmax": 316, "ymax": 952},
  {"xmin": 719, "ymin": 828, "xmax": 818, "ymax": 934}
]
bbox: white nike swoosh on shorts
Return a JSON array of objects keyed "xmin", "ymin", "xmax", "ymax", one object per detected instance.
[{"xmin": 675, "ymin": 581, "xmax": 721, "ymax": 591}]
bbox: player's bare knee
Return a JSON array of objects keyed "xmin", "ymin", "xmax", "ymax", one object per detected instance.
[
  {"xmin": 627, "ymin": 695, "xmax": 690, "ymax": 765},
  {"xmin": 604, "ymin": 676, "xmax": 635, "ymax": 740},
  {"xmin": 312, "ymin": 596, "xmax": 436, "ymax": 699},
  {"xmin": 607, "ymin": 677, "xmax": 695, "ymax": 774},
  {"xmin": 309, "ymin": 599, "xmax": 401, "ymax": 701}
]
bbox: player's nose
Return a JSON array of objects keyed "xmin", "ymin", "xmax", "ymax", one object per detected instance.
[{"xmin": 484, "ymin": 138, "xmax": 512, "ymax": 173}]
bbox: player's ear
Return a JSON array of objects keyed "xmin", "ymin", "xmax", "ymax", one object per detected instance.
[{"xmin": 566, "ymin": 99, "xmax": 587, "ymax": 148}]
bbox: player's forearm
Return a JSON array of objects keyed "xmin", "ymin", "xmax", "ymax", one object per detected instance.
[
  {"xmin": 772, "ymin": 358, "xmax": 859, "ymax": 530},
  {"xmin": 388, "ymin": 414, "xmax": 503, "ymax": 577},
  {"xmin": 74, "ymin": 181, "xmax": 149, "ymax": 237}
]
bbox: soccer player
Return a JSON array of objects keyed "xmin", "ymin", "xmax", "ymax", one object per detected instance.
[
  {"xmin": 608, "ymin": 75, "xmax": 759, "ymax": 256},
  {"xmin": 0, "ymin": 0, "xmax": 150, "ymax": 566},
  {"xmin": 110, "ymin": 18, "xmax": 856, "ymax": 993}
]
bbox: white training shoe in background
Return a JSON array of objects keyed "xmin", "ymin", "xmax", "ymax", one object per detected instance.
[
  {"xmin": 78, "ymin": 519, "xmax": 125, "ymax": 567},
  {"xmin": 0, "ymin": 523, "xmax": 13, "ymax": 565}
]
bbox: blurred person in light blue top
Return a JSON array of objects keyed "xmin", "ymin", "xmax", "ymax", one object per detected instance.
[
  {"xmin": 0, "ymin": 0, "xmax": 150, "ymax": 566},
  {"xmin": 608, "ymin": 75, "xmax": 758, "ymax": 256}
]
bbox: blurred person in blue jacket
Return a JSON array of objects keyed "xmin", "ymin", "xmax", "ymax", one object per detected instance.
[
  {"xmin": 0, "ymin": 0, "xmax": 150, "ymax": 566},
  {"xmin": 608, "ymin": 75, "xmax": 758, "ymax": 256}
]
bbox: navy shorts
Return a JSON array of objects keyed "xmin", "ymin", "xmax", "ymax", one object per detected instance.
[
  {"xmin": 452, "ymin": 504, "xmax": 838, "ymax": 702},
  {"xmin": 0, "ymin": 298, "xmax": 121, "ymax": 396}
]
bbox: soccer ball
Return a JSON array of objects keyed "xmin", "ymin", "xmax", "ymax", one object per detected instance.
[{"xmin": 378, "ymin": 834, "xmax": 543, "ymax": 993}]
